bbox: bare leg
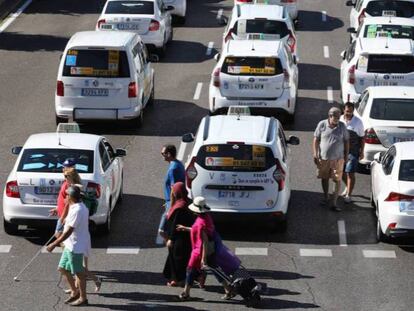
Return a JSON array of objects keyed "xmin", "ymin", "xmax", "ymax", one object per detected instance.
[
  {"xmin": 347, "ymin": 173, "xmax": 356, "ymax": 196},
  {"xmin": 332, "ymin": 180, "xmax": 340, "ymax": 207},
  {"xmin": 321, "ymin": 179, "xmax": 329, "ymax": 200},
  {"xmin": 74, "ymin": 271, "xmax": 87, "ymax": 302},
  {"xmin": 58, "ymin": 267, "xmax": 77, "ymax": 296}
]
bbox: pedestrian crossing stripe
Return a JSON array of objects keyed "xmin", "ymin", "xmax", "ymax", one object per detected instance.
[
  {"xmin": 106, "ymin": 247, "xmax": 140, "ymax": 254},
  {"xmin": 235, "ymin": 247, "xmax": 268, "ymax": 256},
  {"xmin": 0, "ymin": 245, "xmax": 12, "ymax": 253}
]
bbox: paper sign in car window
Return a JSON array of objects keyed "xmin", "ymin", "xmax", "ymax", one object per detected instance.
[
  {"xmin": 206, "ymin": 145, "xmax": 219, "ymax": 153},
  {"xmin": 205, "ymin": 157, "xmax": 233, "ymax": 167},
  {"xmin": 382, "ymin": 10, "xmax": 396, "ymax": 17},
  {"xmin": 108, "ymin": 50, "xmax": 119, "ymax": 75},
  {"xmin": 366, "ymin": 25, "xmax": 378, "ymax": 38},
  {"xmin": 71, "ymin": 67, "xmax": 93, "ymax": 75},
  {"xmin": 357, "ymin": 55, "xmax": 368, "ymax": 70},
  {"xmin": 237, "ymin": 19, "xmax": 247, "ymax": 34},
  {"xmin": 252, "ymin": 145, "xmax": 265, "ymax": 161},
  {"xmin": 227, "ymin": 66, "xmax": 241, "ymax": 74},
  {"xmin": 67, "ymin": 49, "xmax": 78, "ymax": 56},
  {"xmin": 233, "ymin": 159, "xmax": 265, "ymax": 167},
  {"xmin": 66, "ymin": 55, "xmax": 77, "ymax": 66}
]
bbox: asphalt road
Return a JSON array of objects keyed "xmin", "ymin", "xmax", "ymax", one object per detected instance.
[{"xmin": 0, "ymin": 0, "xmax": 413, "ymax": 310}]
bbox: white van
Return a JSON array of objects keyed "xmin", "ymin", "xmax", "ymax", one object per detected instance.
[{"xmin": 55, "ymin": 31, "xmax": 154, "ymax": 128}]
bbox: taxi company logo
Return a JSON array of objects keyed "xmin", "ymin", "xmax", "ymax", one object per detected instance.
[
  {"xmin": 223, "ymin": 81, "xmax": 229, "ymax": 89},
  {"xmin": 248, "ymin": 77, "xmax": 255, "ymax": 82},
  {"xmin": 383, "ymin": 75, "xmax": 390, "ymax": 80},
  {"xmin": 40, "ymin": 178, "xmax": 46, "ymax": 187},
  {"xmin": 84, "ymin": 80, "xmax": 89, "ymax": 87},
  {"xmin": 92, "ymin": 80, "xmax": 99, "ymax": 87},
  {"xmin": 126, "ymin": 18, "xmax": 130, "ymax": 22},
  {"xmin": 49, "ymin": 180, "xmax": 55, "ymax": 186},
  {"xmin": 220, "ymin": 173, "xmax": 226, "ymax": 181}
]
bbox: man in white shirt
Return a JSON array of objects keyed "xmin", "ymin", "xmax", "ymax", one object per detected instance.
[
  {"xmin": 47, "ymin": 185, "xmax": 90, "ymax": 306},
  {"xmin": 340, "ymin": 102, "xmax": 365, "ymax": 203}
]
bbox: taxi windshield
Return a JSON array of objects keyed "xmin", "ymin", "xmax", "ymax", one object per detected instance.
[
  {"xmin": 364, "ymin": 24, "xmax": 414, "ymax": 39},
  {"xmin": 17, "ymin": 149, "xmax": 94, "ymax": 173},
  {"xmin": 105, "ymin": 1, "xmax": 154, "ymax": 14}
]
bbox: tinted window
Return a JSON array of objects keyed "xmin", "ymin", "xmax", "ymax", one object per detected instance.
[
  {"xmin": 366, "ymin": 1, "xmax": 414, "ymax": 18},
  {"xmin": 17, "ymin": 149, "xmax": 94, "ymax": 173},
  {"xmin": 99, "ymin": 143, "xmax": 111, "ymax": 171},
  {"xmin": 221, "ymin": 57, "xmax": 283, "ymax": 76},
  {"xmin": 63, "ymin": 49, "xmax": 130, "ymax": 78},
  {"xmin": 399, "ymin": 160, "xmax": 414, "ymax": 181},
  {"xmin": 370, "ymin": 99, "xmax": 414, "ymax": 121},
  {"xmin": 196, "ymin": 144, "xmax": 275, "ymax": 172},
  {"xmin": 105, "ymin": 1, "xmax": 154, "ymax": 14},
  {"xmin": 364, "ymin": 24, "xmax": 414, "ymax": 39},
  {"xmin": 235, "ymin": 19, "xmax": 289, "ymax": 38},
  {"xmin": 367, "ymin": 55, "xmax": 414, "ymax": 73}
]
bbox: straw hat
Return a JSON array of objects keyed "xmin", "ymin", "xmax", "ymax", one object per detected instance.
[{"xmin": 188, "ymin": 196, "xmax": 211, "ymax": 214}]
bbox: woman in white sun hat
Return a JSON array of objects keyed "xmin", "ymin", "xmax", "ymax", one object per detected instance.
[{"xmin": 176, "ymin": 196, "xmax": 234, "ymax": 301}]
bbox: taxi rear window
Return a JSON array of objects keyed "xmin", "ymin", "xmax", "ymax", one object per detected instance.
[
  {"xmin": 105, "ymin": 1, "xmax": 154, "ymax": 14},
  {"xmin": 399, "ymin": 160, "xmax": 414, "ymax": 181},
  {"xmin": 221, "ymin": 57, "xmax": 283, "ymax": 76},
  {"xmin": 62, "ymin": 49, "xmax": 130, "ymax": 78},
  {"xmin": 235, "ymin": 19, "xmax": 289, "ymax": 38},
  {"xmin": 195, "ymin": 144, "xmax": 275, "ymax": 172},
  {"xmin": 366, "ymin": 55, "xmax": 414, "ymax": 73},
  {"xmin": 366, "ymin": 1, "xmax": 414, "ymax": 18},
  {"xmin": 17, "ymin": 149, "xmax": 94, "ymax": 173},
  {"xmin": 364, "ymin": 24, "xmax": 414, "ymax": 39},
  {"xmin": 370, "ymin": 99, "xmax": 414, "ymax": 121}
]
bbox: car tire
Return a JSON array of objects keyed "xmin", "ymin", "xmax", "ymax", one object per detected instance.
[
  {"xmin": 271, "ymin": 218, "xmax": 287, "ymax": 233},
  {"xmin": 175, "ymin": 16, "xmax": 186, "ymax": 25},
  {"xmin": 148, "ymin": 78, "xmax": 155, "ymax": 106},
  {"xmin": 55, "ymin": 115, "xmax": 68, "ymax": 126},
  {"xmin": 376, "ymin": 219, "xmax": 387, "ymax": 243},
  {"xmin": 129, "ymin": 109, "xmax": 144, "ymax": 129},
  {"xmin": 98, "ymin": 201, "xmax": 112, "ymax": 235},
  {"xmin": 117, "ymin": 174, "xmax": 124, "ymax": 204},
  {"xmin": 3, "ymin": 218, "xmax": 18, "ymax": 235},
  {"xmin": 370, "ymin": 192, "xmax": 376, "ymax": 208}
]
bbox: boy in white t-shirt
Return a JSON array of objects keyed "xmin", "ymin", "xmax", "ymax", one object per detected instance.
[{"xmin": 47, "ymin": 185, "xmax": 90, "ymax": 306}]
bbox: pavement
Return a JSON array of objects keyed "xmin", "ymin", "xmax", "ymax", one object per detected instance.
[{"xmin": 0, "ymin": 0, "xmax": 414, "ymax": 310}]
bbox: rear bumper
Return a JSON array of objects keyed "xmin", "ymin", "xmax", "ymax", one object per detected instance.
[
  {"xmin": 341, "ymin": 84, "xmax": 360, "ymax": 104},
  {"xmin": 379, "ymin": 203, "xmax": 414, "ymax": 237},
  {"xmin": 211, "ymin": 210, "xmax": 286, "ymax": 223},
  {"xmin": 55, "ymin": 105, "xmax": 142, "ymax": 121},
  {"xmin": 141, "ymin": 32, "xmax": 165, "ymax": 48},
  {"xmin": 360, "ymin": 143, "xmax": 386, "ymax": 165}
]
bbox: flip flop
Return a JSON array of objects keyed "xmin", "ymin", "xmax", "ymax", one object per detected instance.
[
  {"xmin": 178, "ymin": 292, "xmax": 190, "ymax": 301},
  {"xmin": 64, "ymin": 293, "xmax": 80, "ymax": 304},
  {"xmin": 70, "ymin": 299, "xmax": 88, "ymax": 307},
  {"xmin": 95, "ymin": 277, "xmax": 102, "ymax": 292}
]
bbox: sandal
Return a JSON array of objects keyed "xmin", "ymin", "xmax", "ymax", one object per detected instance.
[
  {"xmin": 221, "ymin": 291, "xmax": 236, "ymax": 300},
  {"xmin": 167, "ymin": 280, "xmax": 178, "ymax": 287},
  {"xmin": 178, "ymin": 292, "xmax": 190, "ymax": 301},
  {"xmin": 70, "ymin": 299, "xmax": 88, "ymax": 307},
  {"xmin": 95, "ymin": 277, "xmax": 102, "ymax": 292},
  {"xmin": 64, "ymin": 293, "xmax": 80, "ymax": 304}
]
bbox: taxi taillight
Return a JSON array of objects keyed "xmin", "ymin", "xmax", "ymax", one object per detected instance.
[
  {"xmin": 273, "ymin": 159, "xmax": 286, "ymax": 191},
  {"xmin": 128, "ymin": 82, "xmax": 138, "ymax": 98},
  {"xmin": 97, "ymin": 19, "xmax": 106, "ymax": 29},
  {"xmin": 6, "ymin": 181, "xmax": 20, "ymax": 198},
  {"xmin": 56, "ymin": 80, "xmax": 64, "ymax": 97},
  {"xmin": 149, "ymin": 20, "xmax": 160, "ymax": 31},
  {"xmin": 186, "ymin": 157, "xmax": 198, "ymax": 189}
]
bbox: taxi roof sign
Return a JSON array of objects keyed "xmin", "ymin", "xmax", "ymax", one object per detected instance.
[
  {"xmin": 227, "ymin": 106, "xmax": 251, "ymax": 116},
  {"xmin": 56, "ymin": 123, "xmax": 81, "ymax": 133}
]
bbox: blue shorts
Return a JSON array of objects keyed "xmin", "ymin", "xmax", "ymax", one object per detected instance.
[
  {"xmin": 55, "ymin": 218, "xmax": 64, "ymax": 233},
  {"xmin": 344, "ymin": 154, "xmax": 358, "ymax": 173}
]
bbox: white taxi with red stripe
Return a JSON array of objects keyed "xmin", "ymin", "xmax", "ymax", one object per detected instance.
[{"xmin": 3, "ymin": 131, "xmax": 126, "ymax": 235}]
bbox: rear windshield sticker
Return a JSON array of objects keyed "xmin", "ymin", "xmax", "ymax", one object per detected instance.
[
  {"xmin": 70, "ymin": 67, "xmax": 93, "ymax": 75},
  {"xmin": 65, "ymin": 55, "xmax": 77, "ymax": 66},
  {"xmin": 382, "ymin": 10, "xmax": 396, "ymax": 17},
  {"xmin": 227, "ymin": 66, "xmax": 275, "ymax": 74},
  {"xmin": 206, "ymin": 145, "xmax": 219, "ymax": 152},
  {"xmin": 237, "ymin": 19, "xmax": 247, "ymax": 34},
  {"xmin": 67, "ymin": 50, "xmax": 78, "ymax": 56},
  {"xmin": 357, "ymin": 55, "xmax": 368, "ymax": 70},
  {"xmin": 367, "ymin": 25, "xmax": 378, "ymax": 38}
]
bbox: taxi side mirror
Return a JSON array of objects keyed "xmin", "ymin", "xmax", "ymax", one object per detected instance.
[
  {"xmin": 345, "ymin": 0, "xmax": 355, "ymax": 7},
  {"xmin": 293, "ymin": 55, "xmax": 297, "ymax": 65},
  {"xmin": 214, "ymin": 53, "xmax": 220, "ymax": 62},
  {"xmin": 12, "ymin": 146, "xmax": 22, "ymax": 155},
  {"xmin": 340, "ymin": 50, "xmax": 346, "ymax": 60},
  {"xmin": 182, "ymin": 133, "xmax": 194, "ymax": 143},
  {"xmin": 373, "ymin": 152, "xmax": 384, "ymax": 163},
  {"xmin": 218, "ymin": 16, "xmax": 228, "ymax": 26},
  {"xmin": 115, "ymin": 148, "xmax": 127, "ymax": 157},
  {"xmin": 347, "ymin": 27, "xmax": 356, "ymax": 34},
  {"xmin": 287, "ymin": 135, "xmax": 300, "ymax": 145},
  {"xmin": 164, "ymin": 5, "xmax": 174, "ymax": 11}
]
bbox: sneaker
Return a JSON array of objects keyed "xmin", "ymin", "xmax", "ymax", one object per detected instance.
[
  {"xmin": 344, "ymin": 195, "xmax": 352, "ymax": 204},
  {"xmin": 341, "ymin": 188, "xmax": 348, "ymax": 197}
]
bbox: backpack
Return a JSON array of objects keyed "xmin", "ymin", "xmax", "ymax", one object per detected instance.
[{"xmin": 82, "ymin": 192, "xmax": 98, "ymax": 216}]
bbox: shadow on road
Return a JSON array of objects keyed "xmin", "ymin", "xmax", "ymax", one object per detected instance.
[
  {"xmin": 298, "ymin": 63, "xmax": 340, "ymax": 91},
  {"xmin": 0, "ymin": 32, "xmax": 69, "ymax": 52},
  {"xmin": 297, "ymin": 10, "xmax": 344, "ymax": 32},
  {"xmin": 162, "ymin": 40, "xmax": 218, "ymax": 63}
]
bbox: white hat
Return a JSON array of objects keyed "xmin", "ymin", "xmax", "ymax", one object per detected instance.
[{"xmin": 188, "ymin": 196, "xmax": 211, "ymax": 214}]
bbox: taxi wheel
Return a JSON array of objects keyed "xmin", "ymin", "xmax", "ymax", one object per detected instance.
[
  {"xmin": 129, "ymin": 110, "xmax": 144, "ymax": 129},
  {"xmin": 376, "ymin": 219, "xmax": 388, "ymax": 243},
  {"xmin": 55, "ymin": 115, "xmax": 67, "ymax": 126},
  {"xmin": 117, "ymin": 176, "xmax": 124, "ymax": 204},
  {"xmin": 99, "ymin": 204, "xmax": 112, "ymax": 235},
  {"xmin": 3, "ymin": 218, "xmax": 18, "ymax": 235},
  {"xmin": 157, "ymin": 44, "xmax": 166, "ymax": 58}
]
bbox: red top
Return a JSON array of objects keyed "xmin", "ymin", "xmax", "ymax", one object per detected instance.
[{"xmin": 56, "ymin": 181, "xmax": 68, "ymax": 217}]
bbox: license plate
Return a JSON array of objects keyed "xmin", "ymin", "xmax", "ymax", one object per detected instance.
[
  {"xmin": 117, "ymin": 23, "xmax": 139, "ymax": 30},
  {"xmin": 382, "ymin": 10, "xmax": 396, "ymax": 17},
  {"xmin": 34, "ymin": 186, "xmax": 60, "ymax": 195},
  {"xmin": 394, "ymin": 137, "xmax": 414, "ymax": 143},
  {"xmin": 373, "ymin": 81, "xmax": 398, "ymax": 86},
  {"xmin": 400, "ymin": 202, "xmax": 414, "ymax": 212},
  {"xmin": 101, "ymin": 24, "xmax": 113, "ymax": 30},
  {"xmin": 218, "ymin": 190, "xmax": 254, "ymax": 199},
  {"xmin": 239, "ymin": 84, "xmax": 264, "ymax": 90},
  {"xmin": 81, "ymin": 88, "xmax": 109, "ymax": 96}
]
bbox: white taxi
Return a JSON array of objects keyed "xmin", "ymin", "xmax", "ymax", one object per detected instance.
[
  {"xmin": 96, "ymin": 0, "xmax": 173, "ymax": 56},
  {"xmin": 209, "ymin": 40, "xmax": 298, "ymax": 121},
  {"xmin": 371, "ymin": 142, "xmax": 414, "ymax": 241},
  {"xmin": 346, "ymin": 0, "xmax": 414, "ymax": 30},
  {"xmin": 234, "ymin": 0, "xmax": 298, "ymax": 21},
  {"xmin": 340, "ymin": 37, "xmax": 414, "ymax": 104},
  {"xmin": 222, "ymin": 4, "xmax": 297, "ymax": 56},
  {"xmin": 3, "ymin": 129, "xmax": 126, "ymax": 235},
  {"xmin": 181, "ymin": 107, "xmax": 300, "ymax": 231},
  {"xmin": 354, "ymin": 86, "xmax": 414, "ymax": 166}
]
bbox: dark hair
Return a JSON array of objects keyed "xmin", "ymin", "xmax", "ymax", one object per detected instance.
[
  {"xmin": 344, "ymin": 102, "xmax": 355, "ymax": 110},
  {"xmin": 163, "ymin": 144, "xmax": 177, "ymax": 158}
]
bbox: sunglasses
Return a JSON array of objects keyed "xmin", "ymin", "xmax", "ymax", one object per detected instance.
[{"xmin": 329, "ymin": 114, "xmax": 340, "ymax": 118}]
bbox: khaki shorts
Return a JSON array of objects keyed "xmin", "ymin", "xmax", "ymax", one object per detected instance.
[{"xmin": 317, "ymin": 159, "xmax": 344, "ymax": 182}]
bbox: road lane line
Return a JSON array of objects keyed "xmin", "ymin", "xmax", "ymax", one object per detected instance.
[
  {"xmin": 324, "ymin": 46, "xmax": 330, "ymax": 58},
  {"xmin": 0, "ymin": 245, "xmax": 12, "ymax": 253},
  {"xmin": 0, "ymin": 0, "xmax": 33, "ymax": 33},
  {"xmin": 327, "ymin": 86, "xmax": 333, "ymax": 103},
  {"xmin": 338, "ymin": 220, "xmax": 347, "ymax": 246},
  {"xmin": 363, "ymin": 250, "xmax": 396, "ymax": 258},
  {"xmin": 41, "ymin": 246, "xmax": 63, "ymax": 254},
  {"xmin": 321, "ymin": 11, "xmax": 327, "ymax": 22},
  {"xmin": 107, "ymin": 247, "xmax": 140, "ymax": 254},
  {"xmin": 217, "ymin": 9, "xmax": 223, "ymax": 20},
  {"xmin": 235, "ymin": 247, "xmax": 268, "ymax": 256},
  {"xmin": 193, "ymin": 82, "xmax": 203, "ymax": 100},
  {"xmin": 300, "ymin": 249, "xmax": 332, "ymax": 257},
  {"xmin": 206, "ymin": 41, "xmax": 214, "ymax": 56}
]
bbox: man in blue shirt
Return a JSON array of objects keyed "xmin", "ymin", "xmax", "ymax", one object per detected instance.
[{"xmin": 159, "ymin": 144, "xmax": 185, "ymax": 239}]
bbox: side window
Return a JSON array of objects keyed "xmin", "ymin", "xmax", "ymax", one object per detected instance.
[
  {"xmin": 99, "ymin": 142, "xmax": 111, "ymax": 171},
  {"xmin": 357, "ymin": 92, "xmax": 369, "ymax": 115},
  {"xmin": 103, "ymin": 140, "xmax": 115, "ymax": 162},
  {"xmin": 382, "ymin": 147, "xmax": 396, "ymax": 175},
  {"xmin": 140, "ymin": 42, "xmax": 148, "ymax": 65},
  {"xmin": 284, "ymin": 45, "xmax": 293, "ymax": 67},
  {"xmin": 278, "ymin": 127, "xmax": 287, "ymax": 162},
  {"xmin": 356, "ymin": 0, "xmax": 363, "ymax": 11},
  {"xmin": 134, "ymin": 51, "xmax": 143, "ymax": 73},
  {"xmin": 346, "ymin": 41, "xmax": 356, "ymax": 62}
]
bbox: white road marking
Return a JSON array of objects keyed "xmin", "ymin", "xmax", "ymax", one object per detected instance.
[
  {"xmin": 0, "ymin": 245, "xmax": 12, "ymax": 253},
  {"xmin": 193, "ymin": 82, "xmax": 203, "ymax": 100},
  {"xmin": 41, "ymin": 246, "xmax": 63, "ymax": 254},
  {"xmin": 300, "ymin": 249, "xmax": 333, "ymax": 257},
  {"xmin": 363, "ymin": 250, "xmax": 396, "ymax": 258},
  {"xmin": 322, "ymin": 11, "xmax": 327, "ymax": 22},
  {"xmin": 235, "ymin": 247, "xmax": 268, "ymax": 256},
  {"xmin": 206, "ymin": 41, "xmax": 214, "ymax": 56},
  {"xmin": 323, "ymin": 46, "xmax": 330, "ymax": 58},
  {"xmin": 327, "ymin": 86, "xmax": 333, "ymax": 104},
  {"xmin": 338, "ymin": 220, "xmax": 347, "ymax": 246},
  {"xmin": 106, "ymin": 247, "xmax": 140, "ymax": 254},
  {"xmin": 217, "ymin": 9, "xmax": 223, "ymax": 20},
  {"xmin": 0, "ymin": 0, "xmax": 33, "ymax": 33}
]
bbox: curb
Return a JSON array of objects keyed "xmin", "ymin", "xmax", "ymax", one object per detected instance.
[{"xmin": 0, "ymin": 0, "xmax": 27, "ymax": 23}]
